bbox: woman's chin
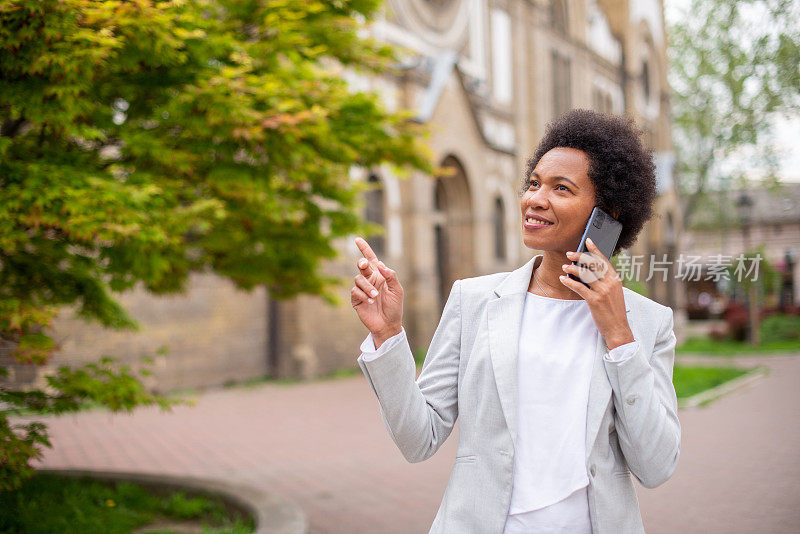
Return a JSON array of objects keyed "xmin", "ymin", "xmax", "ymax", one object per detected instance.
[
  {"xmin": 522, "ymin": 236, "xmax": 550, "ymax": 250},
  {"xmin": 522, "ymin": 236, "xmax": 572, "ymax": 252}
]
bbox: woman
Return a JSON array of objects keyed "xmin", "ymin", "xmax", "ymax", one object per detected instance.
[{"xmin": 350, "ymin": 109, "xmax": 680, "ymax": 534}]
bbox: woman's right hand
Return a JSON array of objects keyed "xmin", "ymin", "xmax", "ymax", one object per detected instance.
[{"xmin": 351, "ymin": 237, "xmax": 404, "ymax": 347}]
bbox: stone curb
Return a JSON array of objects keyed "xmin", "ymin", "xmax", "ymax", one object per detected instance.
[
  {"xmin": 676, "ymin": 351, "xmax": 800, "ymax": 363},
  {"xmin": 37, "ymin": 468, "xmax": 308, "ymax": 534},
  {"xmin": 678, "ymin": 366, "xmax": 769, "ymax": 409}
]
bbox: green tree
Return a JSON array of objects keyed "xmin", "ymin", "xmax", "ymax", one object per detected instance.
[
  {"xmin": 0, "ymin": 0, "xmax": 432, "ymax": 490},
  {"xmin": 668, "ymin": 0, "xmax": 800, "ymax": 227}
]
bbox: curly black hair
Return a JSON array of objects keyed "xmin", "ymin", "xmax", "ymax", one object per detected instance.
[{"xmin": 523, "ymin": 109, "xmax": 657, "ymax": 255}]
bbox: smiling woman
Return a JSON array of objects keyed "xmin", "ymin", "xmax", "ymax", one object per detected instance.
[
  {"xmin": 351, "ymin": 109, "xmax": 678, "ymax": 534},
  {"xmin": 520, "ymin": 109, "xmax": 657, "ymax": 301},
  {"xmin": 523, "ymin": 109, "xmax": 657, "ymax": 255},
  {"xmin": 521, "ymin": 147, "xmax": 598, "ymax": 296}
]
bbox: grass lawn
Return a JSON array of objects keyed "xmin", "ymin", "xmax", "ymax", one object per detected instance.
[
  {"xmin": 672, "ymin": 364, "xmax": 751, "ymax": 399},
  {"xmin": 0, "ymin": 473, "xmax": 254, "ymax": 534},
  {"xmin": 677, "ymin": 337, "xmax": 800, "ymax": 355}
]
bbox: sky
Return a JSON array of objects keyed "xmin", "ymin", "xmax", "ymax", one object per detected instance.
[{"xmin": 772, "ymin": 114, "xmax": 800, "ymax": 182}]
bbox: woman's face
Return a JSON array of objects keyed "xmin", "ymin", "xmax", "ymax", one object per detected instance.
[{"xmin": 520, "ymin": 147, "xmax": 597, "ymax": 253}]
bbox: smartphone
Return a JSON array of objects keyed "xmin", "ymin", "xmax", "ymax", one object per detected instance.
[{"xmin": 569, "ymin": 206, "xmax": 622, "ymax": 288}]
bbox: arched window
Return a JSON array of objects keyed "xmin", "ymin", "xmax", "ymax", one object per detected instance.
[
  {"xmin": 434, "ymin": 156, "xmax": 474, "ymax": 311},
  {"xmin": 641, "ymin": 59, "xmax": 651, "ymax": 103},
  {"xmin": 364, "ymin": 174, "xmax": 386, "ymax": 257},
  {"xmin": 551, "ymin": 0, "xmax": 567, "ymax": 34},
  {"xmin": 552, "ymin": 51, "xmax": 572, "ymax": 119},
  {"xmin": 494, "ymin": 197, "xmax": 506, "ymax": 261}
]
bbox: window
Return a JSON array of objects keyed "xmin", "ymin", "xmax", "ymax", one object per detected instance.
[
  {"xmin": 425, "ymin": 0, "xmax": 456, "ymax": 8},
  {"xmin": 552, "ymin": 51, "xmax": 572, "ymax": 119},
  {"xmin": 593, "ymin": 88, "xmax": 614, "ymax": 114},
  {"xmin": 491, "ymin": 8, "xmax": 513, "ymax": 105},
  {"xmin": 641, "ymin": 59, "xmax": 651, "ymax": 103},
  {"xmin": 494, "ymin": 197, "xmax": 506, "ymax": 260},
  {"xmin": 551, "ymin": 0, "xmax": 567, "ymax": 34},
  {"xmin": 364, "ymin": 174, "xmax": 386, "ymax": 257}
]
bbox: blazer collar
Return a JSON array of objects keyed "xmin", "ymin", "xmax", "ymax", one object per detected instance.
[
  {"xmin": 493, "ymin": 254, "xmax": 631, "ymax": 312},
  {"xmin": 493, "ymin": 255, "xmax": 541, "ymax": 297},
  {"xmin": 488, "ymin": 253, "xmax": 633, "ymax": 455}
]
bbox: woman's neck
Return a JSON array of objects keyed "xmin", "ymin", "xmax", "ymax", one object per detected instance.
[{"xmin": 528, "ymin": 250, "xmax": 583, "ymax": 300}]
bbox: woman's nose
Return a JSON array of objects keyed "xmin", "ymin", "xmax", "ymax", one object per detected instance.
[{"xmin": 526, "ymin": 188, "xmax": 550, "ymax": 209}]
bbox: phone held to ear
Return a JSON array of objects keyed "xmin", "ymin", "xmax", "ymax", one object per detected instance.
[{"xmin": 569, "ymin": 206, "xmax": 622, "ymax": 288}]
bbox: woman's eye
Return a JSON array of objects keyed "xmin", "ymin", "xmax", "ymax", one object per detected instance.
[{"xmin": 557, "ymin": 184, "xmax": 570, "ymax": 191}]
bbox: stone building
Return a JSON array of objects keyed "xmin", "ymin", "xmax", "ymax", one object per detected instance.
[
  {"xmin": 272, "ymin": 0, "xmax": 684, "ymax": 379},
  {"xmin": 14, "ymin": 0, "xmax": 681, "ymax": 391}
]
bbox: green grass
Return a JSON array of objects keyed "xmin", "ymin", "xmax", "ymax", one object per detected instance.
[
  {"xmin": 413, "ymin": 347, "xmax": 427, "ymax": 367},
  {"xmin": 672, "ymin": 364, "xmax": 750, "ymax": 399},
  {"xmin": 677, "ymin": 336, "xmax": 800, "ymax": 355},
  {"xmin": 0, "ymin": 473, "xmax": 254, "ymax": 534}
]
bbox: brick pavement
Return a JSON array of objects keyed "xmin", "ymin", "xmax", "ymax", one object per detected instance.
[{"xmin": 24, "ymin": 354, "xmax": 800, "ymax": 533}]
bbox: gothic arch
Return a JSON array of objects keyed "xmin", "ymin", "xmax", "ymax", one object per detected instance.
[{"xmin": 434, "ymin": 155, "xmax": 474, "ymax": 310}]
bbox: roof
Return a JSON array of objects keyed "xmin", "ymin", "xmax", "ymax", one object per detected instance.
[{"xmin": 686, "ymin": 182, "xmax": 800, "ymax": 228}]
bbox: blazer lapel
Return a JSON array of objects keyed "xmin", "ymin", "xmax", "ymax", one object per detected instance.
[
  {"xmin": 585, "ymin": 297, "xmax": 633, "ymax": 453},
  {"xmin": 488, "ymin": 255, "xmax": 541, "ymax": 450},
  {"xmin": 488, "ymin": 254, "xmax": 634, "ymax": 454}
]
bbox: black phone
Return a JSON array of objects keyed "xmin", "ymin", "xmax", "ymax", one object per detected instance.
[{"xmin": 569, "ymin": 206, "xmax": 622, "ymax": 288}]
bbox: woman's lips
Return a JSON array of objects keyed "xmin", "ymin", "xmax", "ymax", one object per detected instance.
[{"xmin": 523, "ymin": 216, "xmax": 555, "ymax": 230}]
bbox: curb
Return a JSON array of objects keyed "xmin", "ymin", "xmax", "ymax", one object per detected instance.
[
  {"xmin": 676, "ymin": 352, "xmax": 800, "ymax": 363},
  {"xmin": 678, "ymin": 366, "xmax": 769, "ymax": 409},
  {"xmin": 38, "ymin": 468, "xmax": 308, "ymax": 534}
]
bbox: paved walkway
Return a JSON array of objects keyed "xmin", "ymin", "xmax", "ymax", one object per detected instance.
[{"xmin": 24, "ymin": 353, "xmax": 800, "ymax": 533}]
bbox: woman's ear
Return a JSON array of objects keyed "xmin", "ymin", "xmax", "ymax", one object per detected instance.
[{"xmin": 611, "ymin": 209, "xmax": 620, "ymax": 219}]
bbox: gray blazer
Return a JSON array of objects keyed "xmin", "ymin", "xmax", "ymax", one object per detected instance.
[{"xmin": 358, "ymin": 254, "xmax": 681, "ymax": 534}]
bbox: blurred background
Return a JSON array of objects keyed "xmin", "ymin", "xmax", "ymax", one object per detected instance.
[{"xmin": 1, "ymin": 0, "xmax": 798, "ymax": 533}]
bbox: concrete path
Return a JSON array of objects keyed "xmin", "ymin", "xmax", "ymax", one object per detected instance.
[{"xmin": 24, "ymin": 353, "xmax": 800, "ymax": 533}]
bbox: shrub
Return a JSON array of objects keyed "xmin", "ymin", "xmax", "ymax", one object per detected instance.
[{"xmin": 759, "ymin": 314, "xmax": 800, "ymax": 344}]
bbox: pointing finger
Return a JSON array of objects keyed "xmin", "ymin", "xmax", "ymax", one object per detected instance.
[{"xmin": 355, "ymin": 237, "xmax": 379, "ymax": 263}]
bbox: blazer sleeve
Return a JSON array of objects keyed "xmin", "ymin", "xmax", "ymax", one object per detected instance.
[
  {"xmin": 603, "ymin": 306, "xmax": 681, "ymax": 488},
  {"xmin": 357, "ymin": 279, "xmax": 462, "ymax": 464}
]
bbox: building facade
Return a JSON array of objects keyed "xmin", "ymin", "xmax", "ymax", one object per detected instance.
[
  {"xmin": 13, "ymin": 0, "xmax": 681, "ymax": 391},
  {"xmin": 272, "ymin": 0, "xmax": 684, "ymax": 378}
]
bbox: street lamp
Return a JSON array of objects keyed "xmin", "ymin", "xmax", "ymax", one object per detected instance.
[
  {"xmin": 735, "ymin": 191, "xmax": 759, "ymax": 345},
  {"xmin": 735, "ymin": 191, "xmax": 754, "ymax": 223},
  {"xmin": 782, "ymin": 247, "xmax": 798, "ymax": 310}
]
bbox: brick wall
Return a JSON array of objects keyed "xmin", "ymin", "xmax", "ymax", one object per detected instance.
[{"xmin": 36, "ymin": 273, "xmax": 269, "ymax": 393}]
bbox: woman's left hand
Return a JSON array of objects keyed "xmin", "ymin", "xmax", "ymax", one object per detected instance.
[{"xmin": 559, "ymin": 238, "xmax": 635, "ymax": 350}]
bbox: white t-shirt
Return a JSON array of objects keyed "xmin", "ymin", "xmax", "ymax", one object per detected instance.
[{"xmin": 359, "ymin": 291, "xmax": 638, "ymax": 534}]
